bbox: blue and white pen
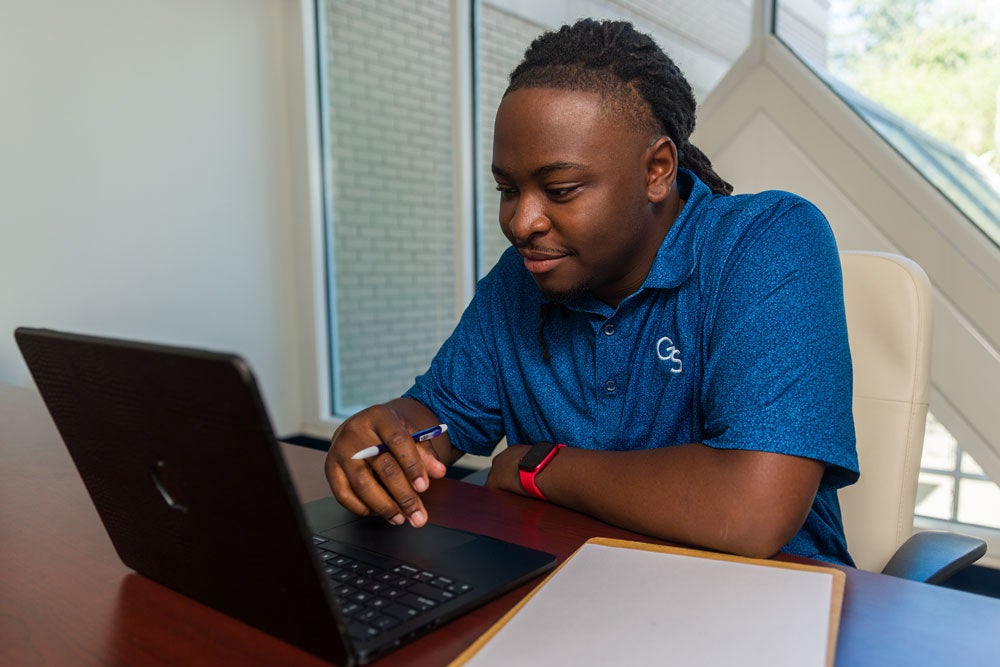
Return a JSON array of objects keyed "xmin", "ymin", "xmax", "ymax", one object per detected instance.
[{"xmin": 351, "ymin": 424, "xmax": 449, "ymax": 460}]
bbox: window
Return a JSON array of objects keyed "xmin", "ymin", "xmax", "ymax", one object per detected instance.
[
  {"xmin": 316, "ymin": 0, "xmax": 463, "ymax": 415},
  {"xmin": 315, "ymin": 0, "xmax": 754, "ymax": 416},
  {"xmin": 774, "ymin": 0, "xmax": 1000, "ymax": 538},
  {"xmin": 775, "ymin": 0, "xmax": 1000, "ymax": 247},
  {"xmin": 919, "ymin": 413, "xmax": 1000, "ymax": 531}
]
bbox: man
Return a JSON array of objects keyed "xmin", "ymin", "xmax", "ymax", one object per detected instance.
[{"xmin": 326, "ymin": 19, "xmax": 859, "ymax": 565}]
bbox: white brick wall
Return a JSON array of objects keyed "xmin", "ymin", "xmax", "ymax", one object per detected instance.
[
  {"xmin": 477, "ymin": 4, "xmax": 543, "ymax": 270},
  {"xmin": 323, "ymin": 0, "xmax": 457, "ymax": 412}
]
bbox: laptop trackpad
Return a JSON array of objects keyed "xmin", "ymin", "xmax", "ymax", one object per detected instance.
[
  {"xmin": 304, "ymin": 497, "xmax": 476, "ymax": 563},
  {"xmin": 320, "ymin": 519, "xmax": 475, "ymax": 565}
]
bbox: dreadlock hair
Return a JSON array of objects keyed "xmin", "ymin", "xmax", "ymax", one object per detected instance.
[{"xmin": 506, "ymin": 19, "xmax": 733, "ymax": 196}]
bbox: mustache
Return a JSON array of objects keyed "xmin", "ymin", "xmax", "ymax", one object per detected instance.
[{"xmin": 514, "ymin": 241, "xmax": 573, "ymax": 256}]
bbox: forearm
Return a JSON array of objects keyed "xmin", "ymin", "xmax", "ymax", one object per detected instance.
[{"xmin": 520, "ymin": 444, "xmax": 823, "ymax": 558}]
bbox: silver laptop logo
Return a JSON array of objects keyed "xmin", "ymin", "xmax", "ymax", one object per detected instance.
[{"xmin": 151, "ymin": 460, "xmax": 189, "ymax": 513}]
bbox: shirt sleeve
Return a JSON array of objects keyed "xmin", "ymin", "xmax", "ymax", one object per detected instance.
[{"xmin": 698, "ymin": 196, "xmax": 859, "ymax": 490}]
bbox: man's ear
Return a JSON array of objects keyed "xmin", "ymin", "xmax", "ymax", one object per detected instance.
[{"xmin": 646, "ymin": 136, "xmax": 677, "ymax": 204}]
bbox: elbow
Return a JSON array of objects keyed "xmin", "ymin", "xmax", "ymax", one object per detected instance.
[
  {"xmin": 708, "ymin": 460, "xmax": 820, "ymax": 559},
  {"xmin": 710, "ymin": 527, "xmax": 781, "ymax": 560},
  {"xmin": 712, "ymin": 508, "xmax": 806, "ymax": 560},
  {"xmin": 720, "ymin": 533, "xmax": 787, "ymax": 560}
]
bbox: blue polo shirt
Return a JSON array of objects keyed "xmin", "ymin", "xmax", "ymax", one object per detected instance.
[{"xmin": 405, "ymin": 170, "xmax": 859, "ymax": 564}]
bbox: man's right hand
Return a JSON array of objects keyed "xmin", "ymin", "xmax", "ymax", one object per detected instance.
[{"xmin": 324, "ymin": 398, "xmax": 453, "ymax": 528}]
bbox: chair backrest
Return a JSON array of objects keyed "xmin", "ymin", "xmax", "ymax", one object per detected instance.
[{"xmin": 838, "ymin": 251, "xmax": 932, "ymax": 572}]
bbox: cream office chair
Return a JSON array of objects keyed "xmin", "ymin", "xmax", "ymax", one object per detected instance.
[{"xmin": 837, "ymin": 251, "xmax": 985, "ymax": 582}]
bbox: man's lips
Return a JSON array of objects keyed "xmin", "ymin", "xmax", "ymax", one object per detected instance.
[{"xmin": 519, "ymin": 248, "xmax": 570, "ymax": 274}]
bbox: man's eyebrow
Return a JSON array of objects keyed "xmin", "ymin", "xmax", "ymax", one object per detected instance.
[
  {"xmin": 534, "ymin": 161, "xmax": 587, "ymax": 177},
  {"xmin": 491, "ymin": 161, "xmax": 588, "ymax": 179}
]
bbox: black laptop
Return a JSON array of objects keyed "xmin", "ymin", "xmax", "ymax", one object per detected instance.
[{"xmin": 15, "ymin": 327, "xmax": 555, "ymax": 666}]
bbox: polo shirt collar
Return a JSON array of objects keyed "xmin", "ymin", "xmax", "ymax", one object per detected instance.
[{"xmin": 639, "ymin": 168, "xmax": 709, "ymax": 290}]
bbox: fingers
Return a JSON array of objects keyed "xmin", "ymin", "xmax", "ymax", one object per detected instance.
[
  {"xmin": 379, "ymin": 426, "xmax": 434, "ymax": 493},
  {"xmin": 325, "ymin": 455, "xmax": 404, "ymax": 524},
  {"xmin": 365, "ymin": 449, "xmax": 428, "ymax": 527},
  {"xmin": 420, "ymin": 441, "xmax": 449, "ymax": 480},
  {"xmin": 324, "ymin": 405, "xmax": 436, "ymax": 527}
]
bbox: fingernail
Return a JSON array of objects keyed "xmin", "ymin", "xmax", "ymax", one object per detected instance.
[
  {"xmin": 413, "ymin": 477, "xmax": 428, "ymax": 493},
  {"xmin": 409, "ymin": 511, "xmax": 425, "ymax": 527},
  {"xmin": 389, "ymin": 514, "xmax": 404, "ymax": 526}
]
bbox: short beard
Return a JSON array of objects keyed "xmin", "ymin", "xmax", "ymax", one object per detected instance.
[{"xmin": 538, "ymin": 278, "xmax": 592, "ymax": 305}]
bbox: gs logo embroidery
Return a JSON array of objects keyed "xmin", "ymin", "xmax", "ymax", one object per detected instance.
[{"xmin": 656, "ymin": 336, "xmax": 683, "ymax": 374}]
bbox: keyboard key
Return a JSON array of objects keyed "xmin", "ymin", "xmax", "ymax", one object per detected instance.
[
  {"xmin": 357, "ymin": 608, "xmax": 379, "ymax": 623},
  {"xmin": 372, "ymin": 615, "xmax": 399, "ymax": 631},
  {"xmin": 349, "ymin": 590, "xmax": 375, "ymax": 605},
  {"xmin": 365, "ymin": 581, "xmax": 389, "ymax": 595},
  {"xmin": 398, "ymin": 593, "xmax": 438, "ymax": 611},
  {"xmin": 348, "ymin": 622, "xmax": 379, "ymax": 640},
  {"xmin": 408, "ymin": 582, "xmax": 455, "ymax": 603},
  {"xmin": 384, "ymin": 603, "xmax": 420, "ymax": 621}
]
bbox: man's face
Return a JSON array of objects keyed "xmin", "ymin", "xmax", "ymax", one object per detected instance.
[{"xmin": 491, "ymin": 87, "xmax": 672, "ymax": 306}]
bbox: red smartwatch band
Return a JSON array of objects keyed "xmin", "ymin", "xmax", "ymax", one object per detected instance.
[{"xmin": 518, "ymin": 443, "xmax": 565, "ymax": 500}]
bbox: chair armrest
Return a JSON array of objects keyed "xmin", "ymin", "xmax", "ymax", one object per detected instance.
[{"xmin": 881, "ymin": 530, "xmax": 987, "ymax": 584}]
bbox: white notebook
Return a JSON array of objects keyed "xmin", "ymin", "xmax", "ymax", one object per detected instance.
[{"xmin": 452, "ymin": 537, "xmax": 844, "ymax": 667}]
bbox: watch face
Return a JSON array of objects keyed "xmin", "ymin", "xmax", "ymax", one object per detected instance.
[{"xmin": 518, "ymin": 441, "xmax": 558, "ymax": 471}]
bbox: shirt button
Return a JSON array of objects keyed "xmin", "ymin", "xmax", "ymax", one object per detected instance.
[
  {"xmin": 604, "ymin": 379, "xmax": 617, "ymax": 393},
  {"xmin": 603, "ymin": 324, "xmax": 615, "ymax": 336}
]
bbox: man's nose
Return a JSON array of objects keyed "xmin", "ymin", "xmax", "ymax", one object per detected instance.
[{"xmin": 507, "ymin": 194, "xmax": 550, "ymax": 243}]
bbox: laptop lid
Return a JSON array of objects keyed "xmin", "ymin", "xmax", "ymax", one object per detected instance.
[{"xmin": 14, "ymin": 327, "xmax": 555, "ymax": 665}]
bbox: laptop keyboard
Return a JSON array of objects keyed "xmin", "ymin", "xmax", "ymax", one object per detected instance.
[{"xmin": 312, "ymin": 534, "xmax": 474, "ymax": 643}]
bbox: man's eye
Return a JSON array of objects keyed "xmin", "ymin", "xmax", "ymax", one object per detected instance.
[
  {"xmin": 548, "ymin": 186, "xmax": 578, "ymax": 198},
  {"xmin": 495, "ymin": 185, "xmax": 517, "ymax": 196}
]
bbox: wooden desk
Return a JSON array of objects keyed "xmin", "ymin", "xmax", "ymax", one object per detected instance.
[{"xmin": 2, "ymin": 383, "xmax": 999, "ymax": 666}]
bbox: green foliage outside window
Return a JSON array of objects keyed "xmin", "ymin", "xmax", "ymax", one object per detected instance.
[{"xmin": 831, "ymin": 0, "xmax": 1000, "ymax": 173}]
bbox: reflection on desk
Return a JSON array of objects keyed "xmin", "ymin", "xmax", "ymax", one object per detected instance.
[{"xmin": 2, "ymin": 383, "xmax": 999, "ymax": 666}]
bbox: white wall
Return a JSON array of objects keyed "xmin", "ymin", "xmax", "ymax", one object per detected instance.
[{"xmin": 0, "ymin": 0, "xmax": 306, "ymax": 434}]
